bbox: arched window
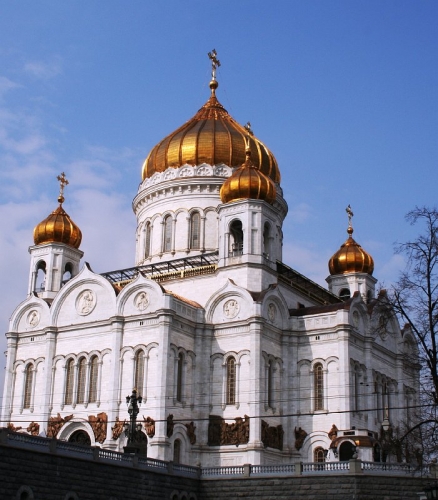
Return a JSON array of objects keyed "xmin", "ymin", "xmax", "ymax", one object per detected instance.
[
  {"xmin": 35, "ymin": 261, "xmax": 46, "ymax": 292},
  {"xmin": 23, "ymin": 364, "xmax": 34, "ymax": 409},
  {"xmin": 134, "ymin": 351, "xmax": 144, "ymax": 397},
  {"xmin": 263, "ymin": 222, "xmax": 271, "ymax": 258},
  {"xmin": 314, "ymin": 446, "xmax": 326, "ymax": 463},
  {"xmin": 267, "ymin": 360, "xmax": 274, "ymax": 409},
  {"xmin": 144, "ymin": 222, "xmax": 151, "ymax": 258},
  {"xmin": 190, "ymin": 212, "xmax": 201, "ymax": 250},
  {"xmin": 173, "ymin": 438, "xmax": 181, "ymax": 464},
  {"xmin": 226, "ymin": 357, "xmax": 236, "ymax": 405},
  {"xmin": 314, "ymin": 363, "xmax": 324, "ymax": 411},
  {"xmin": 76, "ymin": 357, "xmax": 87, "ymax": 404},
  {"xmin": 339, "ymin": 288, "xmax": 351, "ymax": 300},
  {"xmin": 339, "ymin": 441, "xmax": 355, "ymax": 461},
  {"xmin": 88, "ymin": 356, "xmax": 98, "ymax": 403},
  {"xmin": 176, "ymin": 352, "xmax": 184, "ymax": 403},
  {"xmin": 163, "ymin": 215, "xmax": 172, "ymax": 252},
  {"xmin": 62, "ymin": 262, "xmax": 72, "ymax": 286},
  {"xmin": 229, "ymin": 220, "xmax": 243, "ymax": 256},
  {"xmin": 64, "ymin": 359, "xmax": 74, "ymax": 405},
  {"xmin": 68, "ymin": 430, "xmax": 91, "ymax": 445}
]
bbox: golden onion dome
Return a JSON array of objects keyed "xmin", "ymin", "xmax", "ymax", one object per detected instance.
[
  {"xmin": 220, "ymin": 148, "xmax": 276, "ymax": 204},
  {"xmin": 33, "ymin": 173, "xmax": 82, "ymax": 249},
  {"xmin": 328, "ymin": 225, "xmax": 374, "ymax": 276},
  {"xmin": 142, "ymin": 79, "xmax": 280, "ymax": 183}
]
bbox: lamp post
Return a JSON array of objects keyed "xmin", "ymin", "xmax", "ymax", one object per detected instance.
[
  {"xmin": 380, "ymin": 407, "xmax": 392, "ymax": 463},
  {"xmin": 123, "ymin": 388, "xmax": 146, "ymax": 455}
]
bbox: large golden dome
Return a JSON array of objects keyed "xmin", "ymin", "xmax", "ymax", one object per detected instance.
[
  {"xmin": 328, "ymin": 225, "xmax": 374, "ymax": 275},
  {"xmin": 142, "ymin": 80, "xmax": 280, "ymax": 183},
  {"xmin": 33, "ymin": 173, "xmax": 82, "ymax": 249},
  {"xmin": 220, "ymin": 149, "xmax": 276, "ymax": 204}
]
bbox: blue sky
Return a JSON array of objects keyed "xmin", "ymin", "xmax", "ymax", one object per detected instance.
[{"xmin": 0, "ymin": 1, "xmax": 437, "ymax": 396}]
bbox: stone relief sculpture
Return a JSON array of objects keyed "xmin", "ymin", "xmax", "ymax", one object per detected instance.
[
  {"xmin": 185, "ymin": 421, "xmax": 196, "ymax": 445},
  {"xmin": 261, "ymin": 420, "xmax": 284, "ymax": 450},
  {"xmin": 77, "ymin": 289, "xmax": 95, "ymax": 315},
  {"xmin": 7, "ymin": 423, "xmax": 22, "ymax": 432},
  {"xmin": 28, "ymin": 310, "xmax": 40, "ymax": 327},
  {"xmin": 328, "ymin": 424, "xmax": 338, "ymax": 441},
  {"xmin": 47, "ymin": 413, "xmax": 73, "ymax": 438},
  {"xmin": 111, "ymin": 417, "xmax": 126, "ymax": 440},
  {"xmin": 143, "ymin": 416, "xmax": 155, "ymax": 437},
  {"xmin": 223, "ymin": 299, "xmax": 239, "ymax": 319},
  {"xmin": 135, "ymin": 292, "xmax": 149, "ymax": 311},
  {"xmin": 88, "ymin": 412, "xmax": 107, "ymax": 443},
  {"xmin": 208, "ymin": 415, "xmax": 250, "ymax": 446},
  {"xmin": 27, "ymin": 422, "xmax": 40, "ymax": 436},
  {"xmin": 294, "ymin": 426, "xmax": 308, "ymax": 450},
  {"xmin": 167, "ymin": 414, "xmax": 174, "ymax": 438}
]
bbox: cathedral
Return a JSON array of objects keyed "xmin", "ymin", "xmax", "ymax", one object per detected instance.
[{"xmin": 1, "ymin": 53, "xmax": 419, "ymax": 467}]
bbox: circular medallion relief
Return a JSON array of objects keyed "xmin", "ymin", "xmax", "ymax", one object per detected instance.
[
  {"xmin": 27, "ymin": 310, "xmax": 40, "ymax": 328},
  {"xmin": 76, "ymin": 289, "xmax": 96, "ymax": 316},
  {"xmin": 135, "ymin": 291, "xmax": 150, "ymax": 311},
  {"xmin": 267, "ymin": 303, "xmax": 276, "ymax": 322},
  {"xmin": 223, "ymin": 299, "xmax": 240, "ymax": 319}
]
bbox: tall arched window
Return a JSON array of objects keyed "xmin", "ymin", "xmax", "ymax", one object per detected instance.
[
  {"xmin": 314, "ymin": 446, "xmax": 326, "ymax": 463},
  {"xmin": 314, "ymin": 363, "xmax": 324, "ymax": 411},
  {"xmin": 88, "ymin": 355, "xmax": 98, "ymax": 403},
  {"xmin": 263, "ymin": 222, "xmax": 271, "ymax": 258},
  {"xmin": 62, "ymin": 262, "xmax": 72, "ymax": 286},
  {"xmin": 23, "ymin": 364, "xmax": 34, "ymax": 409},
  {"xmin": 190, "ymin": 212, "xmax": 201, "ymax": 250},
  {"xmin": 134, "ymin": 351, "xmax": 145, "ymax": 397},
  {"xmin": 64, "ymin": 359, "xmax": 75, "ymax": 405},
  {"xmin": 226, "ymin": 357, "xmax": 236, "ymax": 405},
  {"xmin": 76, "ymin": 357, "xmax": 87, "ymax": 404},
  {"xmin": 229, "ymin": 220, "xmax": 243, "ymax": 256},
  {"xmin": 267, "ymin": 360, "xmax": 274, "ymax": 408},
  {"xmin": 144, "ymin": 222, "xmax": 151, "ymax": 258},
  {"xmin": 176, "ymin": 352, "xmax": 184, "ymax": 403},
  {"xmin": 173, "ymin": 438, "xmax": 181, "ymax": 464},
  {"xmin": 35, "ymin": 260, "xmax": 46, "ymax": 292},
  {"xmin": 163, "ymin": 215, "xmax": 172, "ymax": 252}
]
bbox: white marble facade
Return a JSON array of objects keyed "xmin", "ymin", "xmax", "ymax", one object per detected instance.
[{"xmin": 1, "ymin": 81, "xmax": 420, "ymax": 467}]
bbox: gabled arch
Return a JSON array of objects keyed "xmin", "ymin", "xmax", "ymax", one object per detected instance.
[
  {"xmin": 205, "ymin": 279, "xmax": 254, "ymax": 324},
  {"xmin": 51, "ymin": 263, "xmax": 117, "ymax": 326},
  {"xmin": 116, "ymin": 274, "xmax": 165, "ymax": 316}
]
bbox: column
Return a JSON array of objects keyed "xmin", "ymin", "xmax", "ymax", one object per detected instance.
[{"xmin": 105, "ymin": 316, "xmax": 124, "ymax": 446}]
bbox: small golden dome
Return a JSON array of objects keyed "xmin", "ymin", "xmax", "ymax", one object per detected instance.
[
  {"xmin": 33, "ymin": 173, "xmax": 82, "ymax": 249},
  {"xmin": 220, "ymin": 149, "xmax": 276, "ymax": 204},
  {"xmin": 328, "ymin": 225, "xmax": 374, "ymax": 275},
  {"xmin": 142, "ymin": 80, "xmax": 280, "ymax": 183}
]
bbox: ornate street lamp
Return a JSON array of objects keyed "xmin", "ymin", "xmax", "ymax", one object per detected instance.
[{"xmin": 123, "ymin": 388, "xmax": 146, "ymax": 456}]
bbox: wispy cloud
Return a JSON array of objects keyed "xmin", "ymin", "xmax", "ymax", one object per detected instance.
[{"xmin": 23, "ymin": 57, "xmax": 62, "ymax": 80}]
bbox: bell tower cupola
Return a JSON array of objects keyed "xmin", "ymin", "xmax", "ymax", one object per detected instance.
[
  {"xmin": 326, "ymin": 205, "xmax": 376, "ymax": 302},
  {"xmin": 28, "ymin": 172, "xmax": 83, "ymax": 301}
]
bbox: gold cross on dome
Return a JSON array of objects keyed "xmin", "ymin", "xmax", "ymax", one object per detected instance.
[
  {"xmin": 346, "ymin": 204, "xmax": 354, "ymax": 226},
  {"xmin": 208, "ymin": 49, "xmax": 221, "ymax": 79},
  {"xmin": 244, "ymin": 122, "xmax": 253, "ymax": 135},
  {"xmin": 57, "ymin": 172, "xmax": 69, "ymax": 204}
]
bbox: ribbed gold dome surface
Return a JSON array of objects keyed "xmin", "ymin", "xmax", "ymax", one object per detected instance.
[
  {"xmin": 34, "ymin": 203, "xmax": 82, "ymax": 249},
  {"xmin": 220, "ymin": 150, "xmax": 276, "ymax": 204},
  {"xmin": 328, "ymin": 226, "xmax": 374, "ymax": 275},
  {"xmin": 142, "ymin": 81, "xmax": 280, "ymax": 183}
]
